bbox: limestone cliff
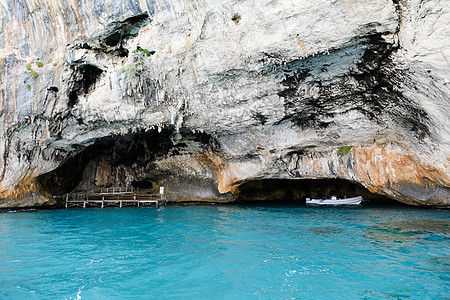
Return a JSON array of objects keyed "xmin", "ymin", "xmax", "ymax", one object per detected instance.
[{"xmin": 0, "ymin": 0, "xmax": 448, "ymax": 207}]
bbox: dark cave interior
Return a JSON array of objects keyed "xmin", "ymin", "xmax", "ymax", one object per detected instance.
[
  {"xmin": 38, "ymin": 128, "xmax": 174, "ymax": 196},
  {"xmin": 236, "ymin": 178, "xmax": 398, "ymax": 204},
  {"xmin": 37, "ymin": 127, "xmax": 213, "ymax": 196}
]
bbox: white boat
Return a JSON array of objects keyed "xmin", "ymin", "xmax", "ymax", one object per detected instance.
[{"xmin": 306, "ymin": 196, "xmax": 363, "ymax": 205}]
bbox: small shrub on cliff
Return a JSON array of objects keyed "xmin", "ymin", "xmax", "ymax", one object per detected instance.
[
  {"xmin": 338, "ymin": 146, "xmax": 353, "ymax": 157},
  {"xmin": 134, "ymin": 46, "xmax": 154, "ymax": 57},
  {"xmin": 53, "ymin": 63, "xmax": 58, "ymax": 67},
  {"xmin": 36, "ymin": 61, "xmax": 43, "ymax": 68},
  {"xmin": 31, "ymin": 71, "xmax": 39, "ymax": 79},
  {"xmin": 122, "ymin": 47, "xmax": 157, "ymax": 105},
  {"xmin": 26, "ymin": 64, "xmax": 32, "ymax": 71},
  {"xmin": 122, "ymin": 50, "xmax": 150, "ymax": 83},
  {"xmin": 26, "ymin": 84, "xmax": 31, "ymax": 91}
]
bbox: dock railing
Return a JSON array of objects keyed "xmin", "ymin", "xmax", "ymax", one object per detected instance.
[{"xmin": 63, "ymin": 186, "xmax": 165, "ymax": 209}]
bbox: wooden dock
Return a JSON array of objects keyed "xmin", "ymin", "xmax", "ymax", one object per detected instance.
[{"xmin": 63, "ymin": 187, "xmax": 165, "ymax": 209}]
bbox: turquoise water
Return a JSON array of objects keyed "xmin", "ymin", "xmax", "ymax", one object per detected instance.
[{"xmin": 0, "ymin": 205, "xmax": 448, "ymax": 299}]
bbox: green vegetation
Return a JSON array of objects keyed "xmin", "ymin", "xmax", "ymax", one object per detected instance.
[
  {"xmin": 338, "ymin": 146, "xmax": 353, "ymax": 157},
  {"xmin": 53, "ymin": 62, "xmax": 58, "ymax": 67},
  {"xmin": 26, "ymin": 84, "xmax": 31, "ymax": 91},
  {"xmin": 121, "ymin": 47, "xmax": 156, "ymax": 102},
  {"xmin": 134, "ymin": 47, "xmax": 153, "ymax": 57},
  {"xmin": 25, "ymin": 62, "xmax": 40, "ymax": 80},
  {"xmin": 123, "ymin": 49, "xmax": 151, "ymax": 82}
]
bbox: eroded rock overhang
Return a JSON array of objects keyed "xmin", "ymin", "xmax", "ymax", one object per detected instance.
[{"xmin": 0, "ymin": 0, "xmax": 448, "ymax": 207}]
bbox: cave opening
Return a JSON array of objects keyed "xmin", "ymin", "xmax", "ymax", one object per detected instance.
[
  {"xmin": 99, "ymin": 13, "xmax": 151, "ymax": 57},
  {"xmin": 235, "ymin": 178, "xmax": 399, "ymax": 205},
  {"xmin": 38, "ymin": 127, "xmax": 175, "ymax": 196},
  {"xmin": 79, "ymin": 64, "xmax": 103, "ymax": 94},
  {"xmin": 131, "ymin": 180, "xmax": 153, "ymax": 189},
  {"xmin": 104, "ymin": 32, "xmax": 121, "ymax": 47},
  {"xmin": 37, "ymin": 127, "xmax": 215, "ymax": 198},
  {"xmin": 67, "ymin": 64, "xmax": 103, "ymax": 109}
]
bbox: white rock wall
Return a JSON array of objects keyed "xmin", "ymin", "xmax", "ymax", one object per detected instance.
[{"xmin": 0, "ymin": 0, "xmax": 448, "ymax": 207}]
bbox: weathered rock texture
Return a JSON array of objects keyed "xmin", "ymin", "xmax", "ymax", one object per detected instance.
[{"xmin": 0, "ymin": 0, "xmax": 448, "ymax": 207}]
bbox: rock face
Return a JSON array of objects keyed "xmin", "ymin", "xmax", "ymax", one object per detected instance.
[{"xmin": 0, "ymin": 0, "xmax": 448, "ymax": 207}]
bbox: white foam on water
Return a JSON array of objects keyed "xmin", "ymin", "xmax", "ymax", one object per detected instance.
[{"xmin": 75, "ymin": 285, "xmax": 85, "ymax": 300}]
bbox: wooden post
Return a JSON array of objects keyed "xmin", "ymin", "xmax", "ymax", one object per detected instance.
[
  {"xmin": 65, "ymin": 202, "xmax": 68, "ymax": 209},
  {"xmin": 101, "ymin": 201, "xmax": 104, "ymax": 208},
  {"xmin": 120, "ymin": 200, "xmax": 122, "ymax": 208},
  {"xmin": 137, "ymin": 201, "xmax": 140, "ymax": 207},
  {"xmin": 83, "ymin": 201, "xmax": 86, "ymax": 208}
]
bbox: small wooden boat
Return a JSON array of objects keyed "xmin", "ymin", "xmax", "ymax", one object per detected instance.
[{"xmin": 306, "ymin": 196, "xmax": 363, "ymax": 205}]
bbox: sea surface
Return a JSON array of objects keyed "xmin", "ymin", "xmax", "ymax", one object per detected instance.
[{"xmin": 0, "ymin": 204, "xmax": 448, "ymax": 299}]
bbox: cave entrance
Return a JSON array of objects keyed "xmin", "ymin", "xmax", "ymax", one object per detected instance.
[
  {"xmin": 131, "ymin": 180, "xmax": 153, "ymax": 190},
  {"xmin": 37, "ymin": 127, "xmax": 215, "ymax": 198},
  {"xmin": 235, "ymin": 178, "xmax": 397, "ymax": 205},
  {"xmin": 38, "ymin": 128, "xmax": 176, "ymax": 196}
]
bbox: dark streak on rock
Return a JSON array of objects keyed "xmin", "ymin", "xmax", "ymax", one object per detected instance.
[
  {"xmin": 67, "ymin": 64, "xmax": 103, "ymax": 109},
  {"xmin": 253, "ymin": 112, "xmax": 268, "ymax": 125},
  {"xmin": 272, "ymin": 32, "xmax": 430, "ymax": 139}
]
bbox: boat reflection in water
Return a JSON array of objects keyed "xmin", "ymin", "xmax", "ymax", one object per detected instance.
[{"xmin": 306, "ymin": 196, "xmax": 363, "ymax": 205}]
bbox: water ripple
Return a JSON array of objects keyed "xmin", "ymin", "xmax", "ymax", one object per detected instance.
[{"xmin": 0, "ymin": 205, "xmax": 448, "ymax": 298}]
